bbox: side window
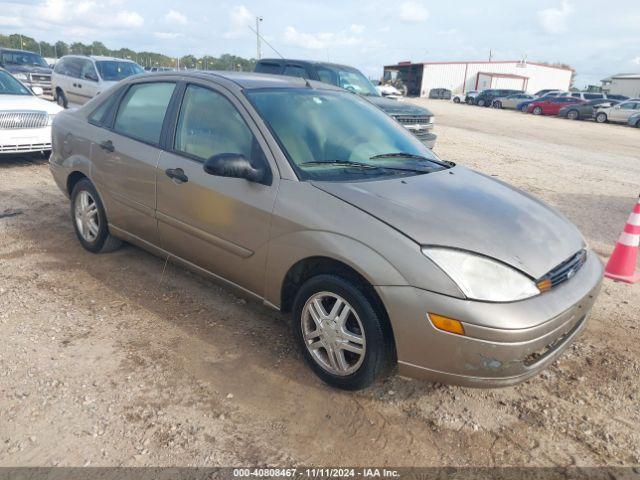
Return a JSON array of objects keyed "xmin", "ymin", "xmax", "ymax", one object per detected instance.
[
  {"xmin": 316, "ymin": 67, "xmax": 337, "ymax": 85},
  {"xmin": 88, "ymin": 91, "xmax": 120, "ymax": 127},
  {"xmin": 113, "ymin": 82, "xmax": 175, "ymax": 145},
  {"xmin": 66, "ymin": 58, "xmax": 83, "ymax": 79},
  {"xmin": 255, "ymin": 62, "xmax": 282, "ymax": 74},
  {"xmin": 54, "ymin": 59, "xmax": 65, "ymax": 74},
  {"xmin": 80, "ymin": 60, "xmax": 98, "ymax": 81},
  {"xmin": 174, "ymin": 84, "xmax": 270, "ymax": 177},
  {"xmin": 571, "ymin": 93, "xmax": 581, "ymax": 98},
  {"xmin": 619, "ymin": 102, "xmax": 634, "ymax": 110},
  {"xmin": 283, "ymin": 65, "xmax": 309, "ymax": 79}
]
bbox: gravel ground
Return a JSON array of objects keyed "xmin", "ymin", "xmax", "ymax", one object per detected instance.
[{"xmin": 0, "ymin": 99, "xmax": 639, "ymax": 467}]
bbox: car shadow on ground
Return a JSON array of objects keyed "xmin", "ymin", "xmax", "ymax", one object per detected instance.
[{"xmin": 0, "ymin": 152, "xmax": 50, "ymax": 169}]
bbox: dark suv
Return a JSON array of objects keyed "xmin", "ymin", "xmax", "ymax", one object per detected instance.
[
  {"xmin": 0, "ymin": 48, "xmax": 52, "ymax": 96},
  {"xmin": 255, "ymin": 59, "xmax": 436, "ymax": 148},
  {"xmin": 475, "ymin": 89, "xmax": 524, "ymax": 107}
]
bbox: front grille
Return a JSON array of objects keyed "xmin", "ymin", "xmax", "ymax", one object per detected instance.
[
  {"xmin": 539, "ymin": 250, "xmax": 587, "ymax": 289},
  {"xmin": 30, "ymin": 74, "xmax": 51, "ymax": 83},
  {"xmin": 393, "ymin": 114, "xmax": 431, "ymax": 125},
  {"xmin": 0, "ymin": 111, "xmax": 49, "ymax": 129},
  {"xmin": 0, "ymin": 142, "xmax": 51, "ymax": 153}
]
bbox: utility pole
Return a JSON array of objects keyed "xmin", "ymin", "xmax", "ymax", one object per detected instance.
[
  {"xmin": 489, "ymin": 49, "xmax": 493, "ymax": 62},
  {"xmin": 256, "ymin": 16, "xmax": 263, "ymax": 59}
]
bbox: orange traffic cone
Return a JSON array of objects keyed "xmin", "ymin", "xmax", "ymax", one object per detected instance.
[{"xmin": 604, "ymin": 195, "xmax": 640, "ymax": 283}]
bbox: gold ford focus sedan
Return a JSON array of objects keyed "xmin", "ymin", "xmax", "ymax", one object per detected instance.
[{"xmin": 50, "ymin": 71, "xmax": 603, "ymax": 390}]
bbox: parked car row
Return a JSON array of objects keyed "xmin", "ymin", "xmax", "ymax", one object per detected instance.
[{"xmin": 450, "ymin": 86, "xmax": 639, "ymax": 128}]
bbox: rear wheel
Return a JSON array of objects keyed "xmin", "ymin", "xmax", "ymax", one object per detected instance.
[
  {"xmin": 493, "ymin": 101, "xmax": 502, "ymax": 109},
  {"xmin": 567, "ymin": 109, "xmax": 579, "ymax": 120},
  {"xmin": 533, "ymin": 106, "xmax": 543, "ymax": 115},
  {"xmin": 635, "ymin": 119, "xmax": 640, "ymax": 128},
  {"xmin": 477, "ymin": 99, "xmax": 486, "ymax": 107},
  {"xmin": 70, "ymin": 179, "xmax": 122, "ymax": 253},
  {"xmin": 520, "ymin": 104, "xmax": 529, "ymax": 112},
  {"xmin": 292, "ymin": 275, "xmax": 393, "ymax": 390},
  {"xmin": 453, "ymin": 97, "xmax": 461, "ymax": 103},
  {"xmin": 595, "ymin": 112, "xmax": 608, "ymax": 123}
]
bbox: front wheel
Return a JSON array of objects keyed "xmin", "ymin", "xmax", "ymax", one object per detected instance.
[
  {"xmin": 635, "ymin": 119, "xmax": 640, "ymax": 128},
  {"xmin": 493, "ymin": 101, "xmax": 502, "ymax": 109},
  {"xmin": 595, "ymin": 112, "xmax": 608, "ymax": 123},
  {"xmin": 533, "ymin": 106, "xmax": 543, "ymax": 115},
  {"xmin": 453, "ymin": 97, "xmax": 461, "ymax": 103},
  {"xmin": 477, "ymin": 99, "xmax": 486, "ymax": 107},
  {"xmin": 71, "ymin": 179, "xmax": 122, "ymax": 253},
  {"xmin": 292, "ymin": 275, "xmax": 394, "ymax": 390},
  {"xmin": 56, "ymin": 89, "xmax": 68, "ymax": 109}
]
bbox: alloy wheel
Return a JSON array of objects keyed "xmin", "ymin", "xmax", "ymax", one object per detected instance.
[
  {"xmin": 74, "ymin": 190, "xmax": 100, "ymax": 242},
  {"xmin": 301, "ymin": 292, "xmax": 366, "ymax": 376}
]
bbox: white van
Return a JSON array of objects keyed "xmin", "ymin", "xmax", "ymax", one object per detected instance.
[{"xmin": 51, "ymin": 55, "xmax": 143, "ymax": 108}]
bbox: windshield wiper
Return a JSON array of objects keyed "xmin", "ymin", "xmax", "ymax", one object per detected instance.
[
  {"xmin": 370, "ymin": 152, "xmax": 454, "ymax": 168},
  {"xmin": 299, "ymin": 160, "xmax": 427, "ymax": 174}
]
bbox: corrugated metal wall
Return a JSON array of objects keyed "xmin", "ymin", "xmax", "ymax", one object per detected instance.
[{"xmin": 419, "ymin": 62, "xmax": 572, "ymax": 96}]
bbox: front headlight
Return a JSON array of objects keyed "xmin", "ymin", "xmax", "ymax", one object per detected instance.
[
  {"xmin": 14, "ymin": 73, "xmax": 29, "ymax": 81},
  {"xmin": 422, "ymin": 247, "xmax": 540, "ymax": 302}
]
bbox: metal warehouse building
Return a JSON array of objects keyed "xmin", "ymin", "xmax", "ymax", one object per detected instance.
[
  {"xmin": 601, "ymin": 73, "xmax": 640, "ymax": 98},
  {"xmin": 384, "ymin": 60, "xmax": 573, "ymax": 97}
]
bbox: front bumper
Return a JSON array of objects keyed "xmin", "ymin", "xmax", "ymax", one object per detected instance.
[
  {"xmin": 0, "ymin": 126, "xmax": 52, "ymax": 154},
  {"xmin": 377, "ymin": 250, "xmax": 604, "ymax": 387}
]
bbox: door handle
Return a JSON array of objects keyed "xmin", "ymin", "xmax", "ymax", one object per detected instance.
[
  {"xmin": 99, "ymin": 140, "xmax": 114, "ymax": 153},
  {"xmin": 165, "ymin": 167, "xmax": 188, "ymax": 183}
]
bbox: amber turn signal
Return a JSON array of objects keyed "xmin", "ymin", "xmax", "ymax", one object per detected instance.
[
  {"xmin": 429, "ymin": 313, "xmax": 465, "ymax": 336},
  {"xmin": 536, "ymin": 278, "xmax": 552, "ymax": 293}
]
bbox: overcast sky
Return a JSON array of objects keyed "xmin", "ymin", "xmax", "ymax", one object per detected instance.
[{"xmin": 1, "ymin": 0, "xmax": 638, "ymax": 87}]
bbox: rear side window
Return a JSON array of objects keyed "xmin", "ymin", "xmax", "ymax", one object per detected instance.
[
  {"xmin": 88, "ymin": 98, "xmax": 113, "ymax": 126},
  {"xmin": 113, "ymin": 82, "xmax": 175, "ymax": 145},
  {"xmin": 65, "ymin": 58, "xmax": 83, "ymax": 78},
  {"xmin": 283, "ymin": 65, "xmax": 309, "ymax": 79},
  {"xmin": 584, "ymin": 93, "xmax": 603, "ymax": 99},
  {"xmin": 255, "ymin": 62, "xmax": 282, "ymax": 74}
]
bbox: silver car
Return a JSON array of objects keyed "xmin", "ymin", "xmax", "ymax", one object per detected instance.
[
  {"xmin": 595, "ymin": 99, "xmax": 640, "ymax": 124},
  {"xmin": 49, "ymin": 71, "xmax": 603, "ymax": 390},
  {"xmin": 492, "ymin": 93, "xmax": 534, "ymax": 109}
]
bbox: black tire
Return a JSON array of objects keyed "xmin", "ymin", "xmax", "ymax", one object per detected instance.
[
  {"xmin": 56, "ymin": 89, "xmax": 68, "ymax": 109},
  {"xmin": 477, "ymin": 99, "xmax": 486, "ymax": 107},
  {"xmin": 533, "ymin": 106, "xmax": 543, "ymax": 115},
  {"xmin": 292, "ymin": 274, "xmax": 394, "ymax": 390},
  {"xmin": 635, "ymin": 119, "xmax": 640, "ymax": 128},
  {"xmin": 567, "ymin": 109, "xmax": 580, "ymax": 120},
  {"xmin": 595, "ymin": 112, "xmax": 607, "ymax": 123},
  {"xmin": 453, "ymin": 97, "xmax": 461, "ymax": 104},
  {"xmin": 70, "ymin": 178, "xmax": 122, "ymax": 253},
  {"xmin": 493, "ymin": 101, "xmax": 502, "ymax": 109},
  {"xmin": 520, "ymin": 104, "xmax": 529, "ymax": 112}
]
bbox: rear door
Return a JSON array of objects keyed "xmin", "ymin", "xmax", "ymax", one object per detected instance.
[
  {"xmin": 155, "ymin": 81, "xmax": 279, "ymax": 296},
  {"xmin": 64, "ymin": 58, "xmax": 85, "ymax": 105},
  {"xmin": 90, "ymin": 80, "xmax": 177, "ymax": 245}
]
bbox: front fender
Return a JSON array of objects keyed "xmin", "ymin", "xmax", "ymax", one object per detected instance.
[{"xmin": 264, "ymin": 230, "xmax": 409, "ymax": 309}]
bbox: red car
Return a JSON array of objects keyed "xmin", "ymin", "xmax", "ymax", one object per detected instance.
[{"xmin": 526, "ymin": 97, "xmax": 585, "ymax": 115}]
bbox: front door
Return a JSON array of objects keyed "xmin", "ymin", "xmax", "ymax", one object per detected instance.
[
  {"xmin": 90, "ymin": 81, "xmax": 177, "ymax": 245},
  {"xmin": 156, "ymin": 83, "xmax": 279, "ymax": 296},
  {"xmin": 611, "ymin": 102, "xmax": 638, "ymax": 122}
]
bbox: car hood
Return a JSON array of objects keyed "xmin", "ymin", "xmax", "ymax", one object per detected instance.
[
  {"xmin": 312, "ymin": 166, "xmax": 583, "ymax": 279},
  {"xmin": 0, "ymin": 94, "xmax": 63, "ymax": 114},
  {"xmin": 5, "ymin": 65, "xmax": 52, "ymax": 75},
  {"xmin": 365, "ymin": 95, "xmax": 433, "ymax": 117}
]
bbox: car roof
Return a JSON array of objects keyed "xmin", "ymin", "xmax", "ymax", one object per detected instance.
[
  {"xmin": 61, "ymin": 55, "xmax": 136, "ymax": 62},
  {"xmin": 257, "ymin": 58, "xmax": 359, "ymax": 70},
  {"xmin": 129, "ymin": 70, "xmax": 344, "ymax": 91},
  {"xmin": 0, "ymin": 48, "xmax": 40, "ymax": 54}
]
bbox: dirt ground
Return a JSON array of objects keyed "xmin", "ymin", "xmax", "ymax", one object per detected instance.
[{"xmin": 1, "ymin": 99, "xmax": 639, "ymax": 468}]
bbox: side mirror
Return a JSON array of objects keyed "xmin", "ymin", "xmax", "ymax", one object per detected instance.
[
  {"xmin": 203, "ymin": 153, "xmax": 265, "ymax": 183},
  {"xmin": 31, "ymin": 86, "xmax": 44, "ymax": 96}
]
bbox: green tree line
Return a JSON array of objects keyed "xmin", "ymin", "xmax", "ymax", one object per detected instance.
[{"xmin": 0, "ymin": 32, "xmax": 256, "ymax": 71}]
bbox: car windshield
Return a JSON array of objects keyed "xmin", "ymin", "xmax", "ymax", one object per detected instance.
[
  {"xmin": 316, "ymin": 66, "xmax": 379, "ymax": 97},
  {"xmin": 95, "ymin": 61, "xmax": 144, "ymax": 81},
  {"xmin": 1, "ymin": 51, "xmax": 47, "ymax": 67},
  {"xmin": 0, "ymin": 70, "xmax": 31, "ymax": 95},
  {"xmin": 246, "ymin": 88, "xmax": 447, "ymax": 181}
]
